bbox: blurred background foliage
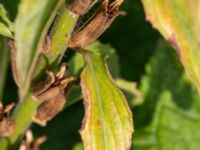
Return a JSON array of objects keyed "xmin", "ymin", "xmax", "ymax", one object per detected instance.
[{"xmin": 1, "ymin": 0, "xmax": 200, "ymax": 149}]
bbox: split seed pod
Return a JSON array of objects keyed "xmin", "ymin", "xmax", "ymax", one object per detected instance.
[
  {"xmin": 69, "ymin": 0, "xmax": 95, "ymax": 15},
  {"xmin": 68, "ymin": 0, "xmax": 126, "ymax": 48},
  {"xmin": 0, "ymin": 102, "xmax": 15, "ymax": 137},
  {"xmin": 33, "ymin": 66, "xmax": 77, "ymax": 126}
]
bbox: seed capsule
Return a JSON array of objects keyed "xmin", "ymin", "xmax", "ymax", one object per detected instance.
[
  {"xmin": 68, "ymin": 0, "xmax": 95, "ymax": 15},
  {"xmin": 33, "ymin": 65, "xmax": 77, "ymax": 126},
  {"xmin": 68, "ymin": 0, "xmax": 126, "ymax": 48},
  {"xmin": 34, "ymin": 86, "xmax": 66, "ymax": 126}
]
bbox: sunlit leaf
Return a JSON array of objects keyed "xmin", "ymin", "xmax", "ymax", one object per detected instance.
[
  {"xmin": 142, "ymin": 0, "xmax": 200, "ymax": 91},
  {"xmin": 80, "ymin": 50, "xmax": 133, "ymax": 150}
]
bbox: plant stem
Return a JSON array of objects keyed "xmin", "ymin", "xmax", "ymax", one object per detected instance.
[{"xmin": 33, "ymin": 6, "xmax": 78, "ymax": 80}]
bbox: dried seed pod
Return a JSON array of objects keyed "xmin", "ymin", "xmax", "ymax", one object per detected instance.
[
  {"xmin": 0, "ymin": 102, "xmax": 15, "ymax": 137},
  {"xmin": 34, "ymin": 87, "xmax": 66, "ymax": 126},
  {"xmin": 33, "ymin": 65, "xmax": 77, "ymax": 126},
  {"xmin": 0, "ymin": 118, "xmax": 15, "ymax": 137},
  {"xmin": 68, "ymin": 0, "xmax": 95, "ymax": 16},
  {"xmin": 68, "ymin": 0, "xmax": 126, "ymax": 48},
  {"xmin": 19, "ymin": 130, "xmax": 46, "ymax": 150}
]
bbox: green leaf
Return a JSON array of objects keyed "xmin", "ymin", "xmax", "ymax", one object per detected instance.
[
  {"xmin": 0, "ymin": 36, "xmax": 9, "ymax": 101},
  {"xmin": 80, "ymin": 50, "xmax": 133, "ymax": 150},
  {"xmin": 142, "ymin": 0, "xmax": 200, "ymax": 91},
  {"xmin": 0, "ymin": 4, "xmax": 13, "ymax": 37},
  {"xmin": 15, "ymin": 0, "xmax": 64, "ymax": 96},
  {"xmin": 133, "ymin": 40, "xmax": 200, "ymax": 150}
]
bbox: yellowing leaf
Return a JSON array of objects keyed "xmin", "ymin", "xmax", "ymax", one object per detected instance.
[
  {"xmin": 80, "ymin": 50, "xmax": 133, "ymax": 150},
  {"xmin": 142, "ymin": 0, "xmax": 200, "ymax": 91}
]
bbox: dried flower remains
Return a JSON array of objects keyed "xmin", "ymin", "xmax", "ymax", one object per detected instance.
[
  {"xmin": 68, "ymin": 0, "xmax": 126, "ymax": 48},
  {"xmin": 32, "ymin": 65, "xmax": 77, "ymax": 126}
]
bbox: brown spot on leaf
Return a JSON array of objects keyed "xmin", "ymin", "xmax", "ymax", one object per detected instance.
[{"xmin": 96, "ymin": 119, "xmax": 101, "ymax": 126}]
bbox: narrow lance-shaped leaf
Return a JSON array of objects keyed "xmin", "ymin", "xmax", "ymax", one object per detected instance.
[
  {"xmin": 15, "ymin": 0, "xmax": 64, "ymax": 97},
  {"xmin": 142, "ymin": 0, "xmax": 200, "ymax": 91},
  {"xmin": 0, "ymin": 4, "xmax": 13, "ymax": 38},
  {"xmin": 80, "ymin": 50, "xmax": 133, "ymax": 150}
]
